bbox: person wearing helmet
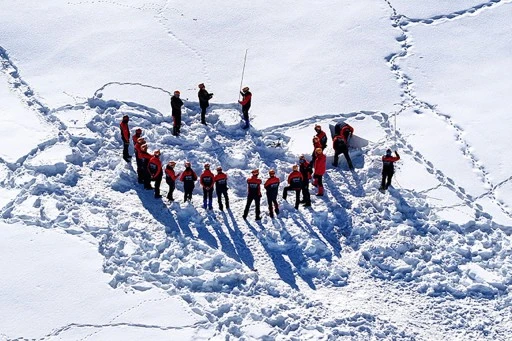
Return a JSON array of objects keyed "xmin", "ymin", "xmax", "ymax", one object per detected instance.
[
  {"xmin": 214, "ymin": 166, "xmax": 229, "ymax": 211},
  {"xmin": 313, "ymin": 148, "xmax": 326, "ymax": 196},
  {"xmin": 298, "ymin": 155, "xmax": 312, "ymax": 206},
  {"xmin": 238, "ymin": 86, "xmax": 252, "ymax": 129},
  {"xmin": 243, "ymin": 169, "xmax": 262, "ymax": 220},
  {"xmin": 165, "ymin": 161, "xmax": 179, "ymax": 201},
  {"xmin": 180, "ymin": 161, "xmax": 198, "ymax": 203},
  {"xmin": 264, "ymin": 169, "xmax": 281, "ymax": 218},
  {"xmin": 282, "ymin": 165, "xmax": 303, "ymax": 210},
  {"xmin": 311, "ymin": 136, "xmax": 323, "ymax": 163},
  {"xmin": 198, "ymin": 83, "xmax": 213, "ymax": 125},
  {"xmin": 132, "ymin": 128, "xmax": 143, "ymax": 148},
  {"xmin": 200, "ymin": 163, "xmax": 215, "ymax": 209},
  {"xmin": 139, "ymin": 144, "xmax": 153, "ymax": 190},
  {"xmin": 332, "ymin": 132, "xmax": 354, "ymax": 170},
  {"xmin": 380, "ymin": 149, "xmax": 400, "ymax": 191},
  {"xmin": 171, "ymin": 90, "xmax": 184, "ymax": 136},
  {"xmin": 119, "ymin": 115, "xmax": 131, "ymax": 162},
  {"xmin": 148, "ymin": 150, "xmax": 163, "ymax": 198},
  {"xmin": 134, "ymin": 137, "xmax": 146, "ymax": 184},
  {"xmin": 314, "ymin": 125, "xmax": 328, "ymax": 150}
]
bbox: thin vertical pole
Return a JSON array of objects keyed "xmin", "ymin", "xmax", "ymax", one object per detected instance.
[{"xmin": 239, "ymin": 49, "xmax": 248, "ymax": 99}]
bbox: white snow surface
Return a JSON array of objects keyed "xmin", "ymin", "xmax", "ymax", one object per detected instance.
[{"xmin": 1, "ymin": 0, "xmax": 512, "ymax": 340}]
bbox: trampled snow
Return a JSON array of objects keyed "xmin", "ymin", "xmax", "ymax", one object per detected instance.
[{"xmin": 1, "ymin": 0, "xmax": 512, "ymax": 340}]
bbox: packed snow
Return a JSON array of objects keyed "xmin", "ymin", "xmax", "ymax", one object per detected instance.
[{"xmin": 1, "ymin": 0, "xmax": 512, "ymax": 340}]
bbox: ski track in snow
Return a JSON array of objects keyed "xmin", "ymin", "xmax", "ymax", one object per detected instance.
[{"xmin": 2, "ymin": 2, "xmax": 512, "ymax": 339}]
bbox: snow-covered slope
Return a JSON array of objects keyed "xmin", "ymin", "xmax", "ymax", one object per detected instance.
[{"xmin": 1, "ymin": 1, "xmax": 512, "ymax": 340}]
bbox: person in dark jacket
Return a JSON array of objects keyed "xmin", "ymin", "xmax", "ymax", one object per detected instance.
[
  {"xmin": 214, "ymin": 166, "xmax": 229, "ymax": 211},
  {"xmin": 332, "ymin": 133, "xmax": 354, "ymax": 170},
  {"xmin": 148, "ymin": 150, "xmax": 163, "ymax": 198},
  {"xmin": 243, "ymin": 169, "xmax": 262, "ymax": 220},
  {"xmin": 180, "ymin": 161, "xmax": 198, "ymax": 203},
  {"xmin": 314, "ymin": 124, "xmax": 328, "ymax": 150},
  {"xmin": 134, "ymin": 137, "xmax": 146, "ymax": 184},
  {"xmin": 380, "ymin": 149, "xmax": 400, "ymax": 191},
  {"xmin": 313, "ymin": 148, "xmax": 326, "ymax": 196},
  {"xmin": 283, "ymin": 165, "xmax": 303, "ymax": 209},
  {"xmin": 264, "ymin": 169, "xmax": 280, "ymax": 218},
  {"xmin": 119, "ymin": 115, "xmax": 131, "ymax": 162},
  {"xmin": 198, "ymin": 83, "xmax": 213, "ymax": 125},
  {"xmin": 165, "ymin": 161, "xmax": 179, "ymax": 201},
  {"xmin": 200, "ymin": 163, "xmax": 215, "ymax": 210},
  {"xmin": 311, "ymin": 136, "xmax": 323, "ymax": 163},
  {"xmin": 139, "ymin": 144, "xmax": 153, "ymax": 190},
  {"xmin": 239, "ymin": 86, "xmax": 252, "ymax": 129},
  {"xmin": 299, "ymin": 155, "xmax": 312, "ymax": 207},
  {"xmin": 171, "ymin": 90, "xmax": 184, "ymax": 136}
]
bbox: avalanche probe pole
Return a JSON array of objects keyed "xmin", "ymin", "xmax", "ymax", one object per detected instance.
[{"xmin": 239, "ymin": 49, "xmax": 248, "ymax": 100}]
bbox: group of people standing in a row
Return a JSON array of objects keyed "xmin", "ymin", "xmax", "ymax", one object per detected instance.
[{"xmin": 119, "ymin": 84, "xmax": 401, "ymax": 219}]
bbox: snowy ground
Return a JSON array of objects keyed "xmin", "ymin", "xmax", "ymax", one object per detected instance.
[{"xmin": 1, "ymin": 1, "xmax": 512, "ymax": 340}]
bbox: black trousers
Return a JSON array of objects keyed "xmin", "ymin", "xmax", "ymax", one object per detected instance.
[
  {"xmin": 313, "ymin": 174, "xmax": 323, "ymax": 187},
  {"xmin": 283, "ymin": 187, "xmax": 301, "ymax": 208},
  {"xmin": 333, "ymin": 149, "xmax": 353, "ymax": 169},
  {"xmin": 216, "ymin": 188, "xmax": 229, "ymax": 209},
  {"xmin": 243, "ymin": 195, "xmax": 260, "ymax": 218},
  {"xmin": 381, "ymin": 171, "xmax": 394, "ymax": 189},
  {"xmin": 242, "ymin": 109, "xmax": 249, "ymax": 127},
  {"xmin": 203, "ymin": 188, "xmax": 213, "ymax": 205},
  {"xmin": 183, "ymin": 184, "xmax": 194, "ymax": 202},
  {"xmin": 151, "ymin": 174, "xmax": 162, "ymax": 197},
  {"xmin": 201, "ymin": 106, "xmax": 207, "ymax": 124},
  {"xmin": 301, "ymin": 180, "xmax": 311, "ymax": 205},
  {"xmin": 122, "ymin": 142, "xmax": 130, "ymax": 159},
  {"xmin": 173, "ymin": 115, "xmax": 181, "ymax": 135},
  {"xmin": 267, "ymin": 193, "xmax": 279, "ymax": 215},
  {"xmin": 166, "ymin": 179, "xmax": 175, "ymax": 200}
]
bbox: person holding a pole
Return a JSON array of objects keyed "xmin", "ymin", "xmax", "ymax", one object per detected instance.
[{"xmin": 239, "ymin": 86, "xmax": 252, "ymax": 129}]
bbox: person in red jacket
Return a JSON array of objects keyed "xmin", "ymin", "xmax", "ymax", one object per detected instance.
[
  {"xmin": 313, "ymin": 148, "xmax": 326, "ymax": 196},
  {"xmin": 380, "ymin": 149, "xmax": 400, "ymax": 191},
  {"xmin": 264, "ymin": 169, "xmax": 280, "ymax": 218},
  {"xmin": 165, "ymin": 161, "xmax": 179, "ymax": 201},
  {"xmin": 299, "ymin": 155, "xmax": 312, "ymax": 207},
  {"xmin": 311, "ymin": 136, "xmax": 323, "ymax": 163},
  {"xmin": 332, "ymin": 133, "xmax": 354, "ymax": 170},
  {"xmin": 200, "ymin": 163, "xmax": 215, "ymax": 210},
  {"xmin": 134, "ymin": 137, "xmax": 146, "ymax": 184},
  {"xmin": 340, "ymin": 123, "xmax": 354, "ymax": 144},
  {"xmin": 239, "ymin": 86, "xmax": 252, "ymax": 129},
  {"xmin": 132, "ymin": 128, "xmax": 142, "ymax": 151},
  {"xmin": 139, "ymin": 144, "xmax": 153, "ymax": 190},
  {"xmin": 119, "ymin": 115, "xmax": 131, "ymax": 162},
  {"xmin": 314, "ymin": 125, "xmax": 328, "ymax": 150},
  {"xmin": 148, "ymin": 150, "xmax": 163, "ymax": 198},
  {"xmin": 243, "ymin": 169, "xmax": 262, "ymax": 220},
  {"xmin": 180, "ymin": 161, "xmax": 198, "ymax": 203},
  {"xmin": 282, "ymin": 165, "xmax": 303, "ymax": 210},
  {"xmin": 214, "ymin": 166, "xmax": 229, "ymax": 211}
]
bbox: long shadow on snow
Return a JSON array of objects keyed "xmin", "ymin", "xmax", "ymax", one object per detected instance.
[
  {"xmin": 225, "ymin": 210, "xmax": 256, "ymax": 270},
  {"xmin": 246, "ymin": 221, "xmax": 299, "ymax": 290}
]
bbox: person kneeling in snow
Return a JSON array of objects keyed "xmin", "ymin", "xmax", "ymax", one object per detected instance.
[
  {"xmin": 148, "ymin": 150, "xmax": 163, "ymax": 198},
  {"xmin": 332, "ymin": 132, "xmax": 354, "ymax": 170}
]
